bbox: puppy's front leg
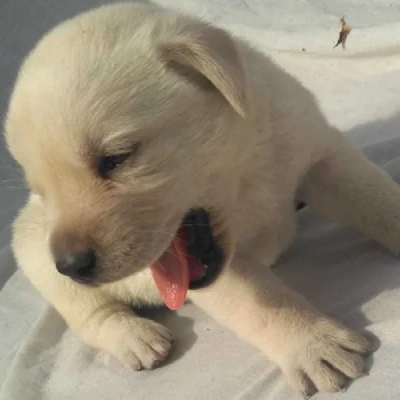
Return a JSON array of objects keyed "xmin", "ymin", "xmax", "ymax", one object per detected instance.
[
  {"xmin": 12, "ymin": 196, "xmax": 172, "ymax": 370},
  {"xmin": 189, "ymin": 256, "xmax": 371, "ymax": 396}
]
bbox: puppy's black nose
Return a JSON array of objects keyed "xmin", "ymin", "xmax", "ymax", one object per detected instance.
[{"xmin": 55, "ymin": 248, "xmax": 96, "ymax": 282}]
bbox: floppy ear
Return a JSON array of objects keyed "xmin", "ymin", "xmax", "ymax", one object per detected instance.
[{"xmin": 159, "ymin": 24, "xmax": 247, "ymax": 117}]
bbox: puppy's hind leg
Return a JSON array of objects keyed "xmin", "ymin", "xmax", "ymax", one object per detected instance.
[
  {"xmin": 12, "ymin": 195, "xmax": 173, "ymax": 370},
  {"xmin": 302, "ymin": 131, "xmax": 400, "ymax": 252}
]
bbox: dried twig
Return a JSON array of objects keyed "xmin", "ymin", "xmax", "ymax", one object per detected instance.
[{"xmin": 333, "ymin": 17, "xmax": 351, "ymax": 49}]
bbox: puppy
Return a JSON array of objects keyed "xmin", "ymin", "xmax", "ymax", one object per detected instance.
[{"xmin": 6, "ymin": 2, "xmax": 399, "ymax": 397}]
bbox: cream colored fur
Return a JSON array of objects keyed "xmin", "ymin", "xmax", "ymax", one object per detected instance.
[{"xmin": 5, "ymin": 2, "xmax": 400, "ymax": 397}]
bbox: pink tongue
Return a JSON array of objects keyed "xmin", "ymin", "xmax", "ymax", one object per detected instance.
[{"xmin": 150, "ymin": 233, "xmax": 190, "ymax": 310}]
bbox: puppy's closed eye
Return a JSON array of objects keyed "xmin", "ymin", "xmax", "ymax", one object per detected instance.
[
  {"xmin": 97, "ymin": 143, "xmax": 141, "ymax": 179},
  {"xmin": 98, "ymin": 153, "xmax": 130, "ymax": 178}
]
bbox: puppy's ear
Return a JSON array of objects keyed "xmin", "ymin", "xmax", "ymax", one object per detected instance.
[{"xmin": 159, "ymin": 24, "xmax": 247, "ymax": 117}]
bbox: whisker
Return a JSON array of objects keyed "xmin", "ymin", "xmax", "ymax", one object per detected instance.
[
  {"xmin": 0, "ymin": 187, "xmax": 26, "ymax": 192},
  {"xmin": 0, "ymin": 178, "xmax": 25, "ymax": 185},
  {"xmin": 155, "ymin": 260, "xmax": 166, "ymax": 273},
  {"xmin": 180, "ymin": 223, "xmax": 210, "ymax": 228}
]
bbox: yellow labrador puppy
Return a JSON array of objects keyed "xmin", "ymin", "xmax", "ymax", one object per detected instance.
[{"xmin": 6, "ymin": 2, "xmax": 399, "ymax": 397}]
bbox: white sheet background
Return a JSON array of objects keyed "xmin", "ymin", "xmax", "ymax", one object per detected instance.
[{"xmin": 2, "ymin": 0, "xmax": 400, "ymax": 399}]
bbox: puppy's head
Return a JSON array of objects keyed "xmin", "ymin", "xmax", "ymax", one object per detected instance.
[{"xmin": 5, "ymin": 4, "xmax": 248, "ymax": 304}]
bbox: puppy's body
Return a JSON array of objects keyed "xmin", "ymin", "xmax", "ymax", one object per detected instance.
[{"xmin": 6, "ymin": 3, "xmax": 400, "ymax": 397}]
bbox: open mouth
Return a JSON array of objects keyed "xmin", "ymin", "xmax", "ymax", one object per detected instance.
[{"xmin": 150, "ymin": 208, "xmax": 225, "ymax": 311}]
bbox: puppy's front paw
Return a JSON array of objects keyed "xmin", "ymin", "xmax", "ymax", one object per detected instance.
[
  {"xmin": 96, "ymin": 313, "xmax": 173, "ymax": 371},
  {"xmin": 280, "ymin": 318, "xmax": 371, "ymax": 398}
]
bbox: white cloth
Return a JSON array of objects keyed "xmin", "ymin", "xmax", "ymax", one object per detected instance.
[{"xmin": 2, "ymin": 1, "xmax": 400, "ymax": 399}]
